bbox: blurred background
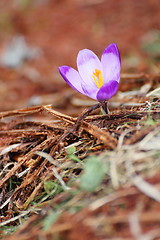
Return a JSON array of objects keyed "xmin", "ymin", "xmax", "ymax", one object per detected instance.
[{"xmin": 0, "ymin": 0, "xmax": 159, "ymax": 112}]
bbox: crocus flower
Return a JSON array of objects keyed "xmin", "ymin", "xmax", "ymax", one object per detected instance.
[{"xmin": 59, "ymin": 43, "xmax": 121, "ymax": 102}]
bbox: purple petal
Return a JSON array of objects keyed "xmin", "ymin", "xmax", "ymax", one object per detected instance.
[
  {"xmin": 58, "ymin": 66, "xmax": 85, "ymax": 95},
  {"xmin": 77, "ymin": 49, "xmax": 103, "ymax": 87},
  {"xmin": 96, "ymin": 80, "xmax": 119, "ymax": 101},
  {"xmin": 81, "ymin": 83, "xmax": 98, "ymax": 100},
  {"xmin": 101, "ymin": 43, "xmax": 121, "ymax": 84}
]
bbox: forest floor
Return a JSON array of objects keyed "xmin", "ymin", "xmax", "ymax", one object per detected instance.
[{"xmin": 0, "ymin": 0, "xmax": 160, "ymax": 239}]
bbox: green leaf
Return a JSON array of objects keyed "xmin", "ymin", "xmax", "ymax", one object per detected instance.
[
  {"xmin": 68, "ymin": 154, "xmax": 81, "ymax": 162},
  {"xmin": 44, "ymin": 180, "xmax": 56, "ymax": 194},
  {"xmin": 80, "ymin": 156, "xmax": 107, "ymax": 192},
  {"xmin": 43, "ymin": 210, "xmax": 60, "ymax": 231},
  {"xmin": 67, "ymin": 146, "xmax": 76, "ymax": 155},
  {"xmin": 67, "ymin": 146, "xmax": 82, "ymax": 164}
]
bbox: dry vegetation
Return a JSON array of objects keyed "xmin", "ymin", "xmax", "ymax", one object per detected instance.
[{"xmin": 0, "ymin": 78, "xmax": 160, "ymax": 239}]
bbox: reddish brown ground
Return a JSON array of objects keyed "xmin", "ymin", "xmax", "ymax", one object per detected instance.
[{"xmin": 0, "ymin": 0, "xmax": 159, "ymax": 111}]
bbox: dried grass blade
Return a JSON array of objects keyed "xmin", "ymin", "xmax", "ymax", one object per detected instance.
[
  {"xmin": 43, "ymin": 105, "xmax": 76, "ymax": 124},
  {"xmin": 132, "ymin": 175, "xmax": 160, "ymax": 202},
  {"xmin": 0, "ymin": 105, "xmax": 45, "ymax": 119},
  {"xmin": 82, "ymin": 121, "xmax": 117, "ymax": 149}
]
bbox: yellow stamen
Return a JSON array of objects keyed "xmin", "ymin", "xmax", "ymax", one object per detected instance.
[{"xmin": 92, "ymin": 69, "xmax": 104, "ymax": 88}]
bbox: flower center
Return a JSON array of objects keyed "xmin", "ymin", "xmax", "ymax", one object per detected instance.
[{"xmin": 92, "ymin": 69, "xmax": 104, "ymax": 88}]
